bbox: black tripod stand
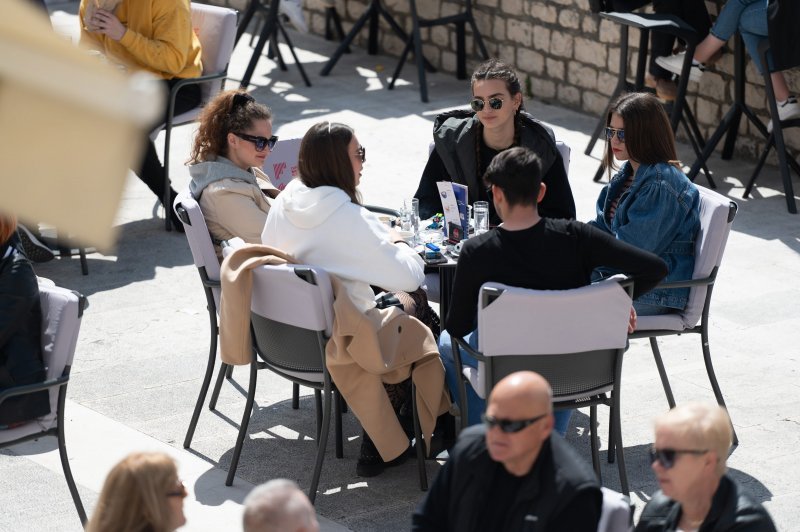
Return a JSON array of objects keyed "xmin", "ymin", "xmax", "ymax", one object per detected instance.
[
  {"xmin": 320, "ymin": 0, "xmax": 434, "ymax": 77},
  {"xmin": 237, "ymin": 0, "xmax": 311, "ymax": 89}
]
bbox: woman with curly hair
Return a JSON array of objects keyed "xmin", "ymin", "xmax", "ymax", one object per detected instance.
[
  {"xmin": 188, "ymin": 90, "xmax": 278, "ymax": 256},
  {"xmin": 85, "ymin": 452, "xmax": 188, "ymax": 532}
]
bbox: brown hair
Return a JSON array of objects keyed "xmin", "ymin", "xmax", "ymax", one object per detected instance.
[
  {"xmin": 189, "ymin": 90, "xmax": 272, "ymax": 164},
  {"xmin": 603, "ymin": 92, "xmax": 681, "ymax": 178},
  {"xmin": 85, "ymin": 452, "xmax": 180, "ymax": 532},
  {"xmin": 0, "ymin": 213, "xmax": 17, "ymax": 245},
  {"xmin": 297, "ymin": 121, "xmax": 361, "ymax": 204}
]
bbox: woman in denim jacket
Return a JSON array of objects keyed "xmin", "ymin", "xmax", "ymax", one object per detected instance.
[{"xmin": 590, "ymin": 92, "xmax": 700, "ymax": 315}]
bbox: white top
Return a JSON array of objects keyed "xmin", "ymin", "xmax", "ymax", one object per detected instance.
[{"xmin": 262, "ymin": 179, "xmax": 425, "ymax": 312}]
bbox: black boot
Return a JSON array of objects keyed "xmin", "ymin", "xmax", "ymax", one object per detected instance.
[
  {"xmin": 138, "ymin": 141, "xmax": 184, "ymax": 233},
  {"xmin": 356, "ymin": 431, "xmax": 408, "ymax": 477}
]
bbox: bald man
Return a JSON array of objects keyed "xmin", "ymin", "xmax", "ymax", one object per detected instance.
[
  {"xmin": 243, "ymin": 479, "xmax": 319, "ymax": 532},
  {"xmin": 412, "ymin": 371, "xmax": 602, "ymax": 531}
]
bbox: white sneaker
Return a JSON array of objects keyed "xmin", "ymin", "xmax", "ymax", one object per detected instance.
[
  {"xmin": 655, "ymin": 52, "xmax": 705, "ymax": 82},
  {"xmin": 280, "ymin": 0, "xmax": 308, "ymax": 34},
  {"xmin": 767, "ymin": 96, "xmax": 800, "ymax": 133}
]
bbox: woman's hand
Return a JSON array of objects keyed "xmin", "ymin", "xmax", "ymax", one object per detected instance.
[
  {"xmin": 90, "ymin": 9, "xmax": 127, "ymax": 41},
  {"xmin": 628, "ymin": 306, "xmax": 637, "ymax": 333}
]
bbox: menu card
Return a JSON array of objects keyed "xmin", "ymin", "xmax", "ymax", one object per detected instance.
[
  {"xmin": 262, "ymin": 138, "xmax": 301, "ymax": 191},
  {"xmin": 436, "ymin": 181, "xmax": 468, "ymax": 238}
]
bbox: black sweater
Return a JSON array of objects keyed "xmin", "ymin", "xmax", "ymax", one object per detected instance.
[{"xmin": 445, "ymin": 218, "xmax": 668, "ymax": 337}]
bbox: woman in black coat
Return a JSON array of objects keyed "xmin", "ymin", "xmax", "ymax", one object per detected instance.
[{"xmin": 0, "ymin": 214, "xmax": 50, "ymax": 428}]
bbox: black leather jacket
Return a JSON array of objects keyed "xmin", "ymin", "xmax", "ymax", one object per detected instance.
[
  {"xmin": 0, "ymin": 235, "xmax": 50, "ymax": 425},
  {"xmin": 636, "ymin": 474, "xmax": 777, "ymax": 532},
  {"xmin": 412, "ymin": 426, "xmax": 602, "ymax": 532},
  {"xmin": 414, "ymin": 109, "xmax": 576, "ymax": 223}
]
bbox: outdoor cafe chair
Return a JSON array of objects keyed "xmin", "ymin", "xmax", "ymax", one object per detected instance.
[
  {"xmin": 629, "ymin": 185, "xmax": 740, "ymax": 444},
  {"xmin": 172, "ymin": 190, "xmax": 301, "ymax": 450},
  {"xmin": 156, "ymin": 3, "xmax": 237, "ymax": 231},
  {"xmin": 452, "ymin": 277, "xmax": 635, "ymax": 495},
  {"xmin": 0, "ymin": 281, "xmax": 88, "ymax": 526}
]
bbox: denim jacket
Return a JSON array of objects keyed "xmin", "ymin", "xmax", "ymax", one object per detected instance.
[{"xmin": 589, "ymin": 162, "xmax": 700, "ymax": 310}]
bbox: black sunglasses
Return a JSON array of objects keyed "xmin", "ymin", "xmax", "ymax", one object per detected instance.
[
  {"xmin": 605, "ymin": 126, "xmax": 625, "ymax": 142},
  {"xmin": 482, "ymin": 413, "xmax": 548, "ymax": 434},
  {"xmin": 357, "ymin": 145, "xmax": 366, "ymax": 163},
  {"xmin": 166, "ymin": 480, "xmax": 187, "ymax": 498},
  {"xmin": 234, "ymin": 132, "xmax": 278, "ymax": 152},
  {"xmin": 470, "ymin": 97, "xmax": 504, "ymax": 113},
  {"xmin": 649, "ymin": 447, "xmax": 708, "ymax": 469}
]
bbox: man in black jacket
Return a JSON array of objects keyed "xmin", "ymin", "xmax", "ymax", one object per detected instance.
[{"xmin": 412, "ymin": 371, "xmax": 601, "ymax": 531}]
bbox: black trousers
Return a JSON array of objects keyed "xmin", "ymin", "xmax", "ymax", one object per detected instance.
[{"xmin": 137, "ymin": 79, "xmax": 202, "ymax": 205}]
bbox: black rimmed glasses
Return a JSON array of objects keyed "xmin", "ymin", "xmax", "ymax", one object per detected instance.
[
  {"xmin": 649, "ymin": 447, "xmax": 709, "ymax": 469},
  {"xmin": 482, "ymin": 413, "xmax": 548, "ymax": 434},
  {"xmin": 356, "ymin": 145, "xmax": 366, "ymax": 163},
  {"xmin": 470, "ymin": 97, "xmax": 504, "ymax": 113},
  {"xmin": 605, "ymin": 126, "xmax": 626, "ymax": 142},
  {"xmin": 234, "ymin": 132, "xmax": 278, "ymax": 152}
]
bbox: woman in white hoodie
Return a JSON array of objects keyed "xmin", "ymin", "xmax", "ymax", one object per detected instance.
[
  {"xmin": 262, "ymin": 121, "xmax": 427, "ymax": 477},
  {"xmin": 188, "ymin": 90, "xmax": 279, "ymax": 257}
]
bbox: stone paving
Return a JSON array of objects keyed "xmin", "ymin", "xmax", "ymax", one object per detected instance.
[{"xmin": 2, "ymin": 3, "xmax": 799, "ymax": 531}]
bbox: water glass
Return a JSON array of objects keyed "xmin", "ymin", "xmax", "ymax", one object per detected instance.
[
  {"xmin": 410, "ymin": 198, "xmax": 420, "ymax": 234},
  {"xmin": 473, "ymin": 201, "xmax": 489, "ymax": 235}
]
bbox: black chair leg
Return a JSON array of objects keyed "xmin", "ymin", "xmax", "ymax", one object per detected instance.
[
  {"xmin": 292, "ymin": 382, "xmax": 300, "ymax": 409},
  {"xmin": 314, "ymin": 389, "xmax": 322, "ymax": 442},
  {"xmin": 411, "ymin": 381, "xmax": 428, "ymax": 491},
  {"xmin": 700, "ymin": 321, "xmax": 738, "ymax": 446},
  {"xmin": 334, "ymin": 390, "xmax": 344, "ymax": 459},
  {"xmin": 57, "ymin": 406, "xmax": 87, "ymax": 526},
  {"xmin": 612, "ymin": 397, "xmax": 629, "ymax": 496},
  {"xmin": 743, "ymin": 139, "xmax": 772, "ymax": 198},
  {"xmin": 650, "ymin": 337, "xmax": 677, "ymax": 409},
  {"xmin": 607, "ymin": 409, "xmax": 616, "ymax": 464},
  {"xmin": 277, "ymin": 23, "xmax": 312, "ymax": 87},
  {"xmin": 209, "ymin": 362, "xmax": 229, "ymax": 410},
  {"xmin": 308, "ymin": 385, "xmax": 332, "ymax": 504},
  {"xmin": 184, "ymin": 323, "xmax": 219, "ymax": 448},
  {"xmin": 226, "ymin": 359, "xmax": 258, "ymax": 486},
  {"xmin": 78, "ymin": 247, "xmax": 88, "ymax": 275},
  {"xmin": 589, "ymin": 405, "xmax": 601, "ymax": 483}
]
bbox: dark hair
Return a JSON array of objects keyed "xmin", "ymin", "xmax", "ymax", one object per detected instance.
[
  {"xmin": 604, "ymin": 92, "xmax": 680, "ymax": 177},
  {"xmin": 298, "ymin": 121, "xmax": 360, "ymax": 204},
  {"xmin": 189, "ymin": 90, "xmax": 272, "ymax": 164},
  {"xmin": 471, "ymin": 58, "xmax": 524, "ymax": 109},
  {"xmin": 483, "ymin": 147, "xmax": 543, "ymax": 208}
]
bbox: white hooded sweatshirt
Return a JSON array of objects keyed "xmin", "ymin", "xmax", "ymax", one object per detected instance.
[{"xmin": 262, "ymin": 179, "xmax": 425, "ymax": 312}]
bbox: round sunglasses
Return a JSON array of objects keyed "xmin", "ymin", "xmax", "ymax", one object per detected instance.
[
  {"xmin": 482, "ymin": 413, "xmax": 548, "ymax": 434},
  {"xmin": 649, "ymin": 447, "xmax": 708, "ymax": 469},
  {"xmin": 234, "ymin": 132, "xmax": 279, "ymax": 152},
  {"xmin": 605, "ymin": 127, "xmax": 625, "ymax": 142},
  {"xmin": 470, "ymin": 97, "xmax": 504, "ymax": 113}
]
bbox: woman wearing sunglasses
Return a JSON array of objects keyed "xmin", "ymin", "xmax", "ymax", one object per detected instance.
[
  {"xmin": 86, "ymin": 452, "xmax": 188, "ymax": 532},
  {"xmin": 187, "ymin": 90, "xmax": 279, "ymax": 258},
  {"xmin": 413, "ymin": 59, "xmax": 576, "ymax": 225},
  {"xmin": 636, "ymin": 403, "xmax": 776, "ymax": 531},
  {"xmin": 589, "ymin": 91, "xmax": 700, "ymax": 316},
  {"xmin": 263, "ymin": 121, "xmax": 449, "ymax": 478}
]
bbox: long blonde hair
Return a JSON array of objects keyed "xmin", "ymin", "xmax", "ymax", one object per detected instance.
[
  {"xmin": 86, "ymin": 452, "xmax": 180, "ymax": 532},
  {"xmin": 0, "ymin": 213, "xmax": 18, "ymax": 245}
]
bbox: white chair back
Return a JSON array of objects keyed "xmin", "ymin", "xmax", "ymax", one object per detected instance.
[
  {"xmin": 556, "ymin": 140, "xmax": 571, "ymax": 177},
  {"xmin": 174, "ymin": 189, "xmax": 221, "ymax": 308},
  {"xmin": 598, "ymin": 487, "xmax": 632, "ymax": 532},
  {"xmin": 190, "ymin": 3, "xmax": 238, "ymax": 103},
  {"xmin": 637, "ymin": 185, "xmax": 737, "ymax": 331},
  {"xmin": 464, "ymin": 278, "xmax": 632, "ymax": 399}
]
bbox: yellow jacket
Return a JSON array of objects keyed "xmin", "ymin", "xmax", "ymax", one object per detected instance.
[{"xmin": 79, "ymin": 0, "xmax": 202, "ymax": 79}]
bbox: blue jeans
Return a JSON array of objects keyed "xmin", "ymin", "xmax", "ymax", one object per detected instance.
[
  {"xmin": 634, "ymin": 301, "xmax": 674, "ymax": 316},
  {"xmin": 711, "ymin": 0, "xmax": 771, "ymax": 74},
  {"xmin": 438, "ymin": 329, "xmax": 573, "ymax": 436}
]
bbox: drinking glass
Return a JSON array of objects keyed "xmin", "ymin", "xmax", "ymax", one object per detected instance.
[{"xmin": 473, "ymin": 201, "xmax": 489, "ymax": 235}]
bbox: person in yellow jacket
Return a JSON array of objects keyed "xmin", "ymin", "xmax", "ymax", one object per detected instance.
[{"xmin": 79, "ymin": 0, "xmax": 203, "ymax": 230}]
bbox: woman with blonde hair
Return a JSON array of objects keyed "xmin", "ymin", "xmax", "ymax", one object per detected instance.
[
  {"xmin": 187, "ymin": 90, "xmax": 279, "ymax": 256},
  {"xmin": 86, "ymin": 452, "xmax": 187, "ymax": 532},
  {"xmin": 637, "ymin": 403, "xmax": 776, "ymax": 531}
]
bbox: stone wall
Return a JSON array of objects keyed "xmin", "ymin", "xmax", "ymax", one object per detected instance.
[{"xmin": 224, "ymin": 0, "xmax": 800, "ymax": 158}]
